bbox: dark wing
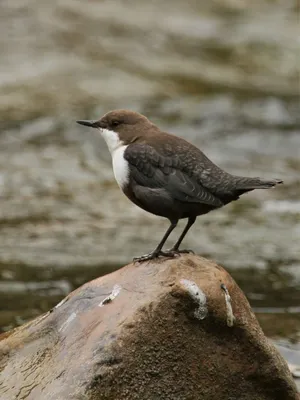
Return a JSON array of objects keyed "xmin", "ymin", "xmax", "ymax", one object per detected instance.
[{"xmin": 124, "ymin": 144, "xmax": 223, "ymax": 207}]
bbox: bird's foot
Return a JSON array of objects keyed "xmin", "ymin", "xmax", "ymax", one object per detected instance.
[
  {"xmin": 178, "ymin": 248, "xmax": 195, "ymax": 254},
  {"xmin": 166, "ymin": 248, "xmax": 195, "ymax": 255},
  {"xmin": 133, "ymin": 249, "xmax": 178, "ymax": 263}
]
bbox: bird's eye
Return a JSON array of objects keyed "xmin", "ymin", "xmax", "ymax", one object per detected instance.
[{"xmin": 111, "ymin": 120, "xmax": 119, "ymax": 127}]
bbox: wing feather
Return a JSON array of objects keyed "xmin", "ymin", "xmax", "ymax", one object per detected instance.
[{"xmin": 124, "ymin": 144, "xmax": 223, "ymax": 207}]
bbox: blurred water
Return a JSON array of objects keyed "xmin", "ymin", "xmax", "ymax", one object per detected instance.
[{"xmin": 0, "ymin": 0, "xmax": 299, "ymax": 382}]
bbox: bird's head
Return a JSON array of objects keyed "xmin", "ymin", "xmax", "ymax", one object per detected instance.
[{"xmin": 77, "ymin": 109, "xmax": 154, "ymax": 152}]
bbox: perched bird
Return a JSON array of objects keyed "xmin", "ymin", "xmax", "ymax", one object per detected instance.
[{"xmin": 77, "ymin": 110, "xmax": 282, "ymax": 262}]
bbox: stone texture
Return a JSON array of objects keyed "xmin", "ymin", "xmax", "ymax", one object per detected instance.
[{"xmin": 0, "ymin": 255, "xmax": 298, "ymax": 400}]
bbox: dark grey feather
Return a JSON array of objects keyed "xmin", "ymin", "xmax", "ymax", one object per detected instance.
[{"xmin": 124, "ymin": 144, "xmax": 223, "ymax": 207}]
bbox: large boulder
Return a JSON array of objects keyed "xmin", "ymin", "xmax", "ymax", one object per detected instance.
[{"xmin": 0, "ymin": 255, "xmax": 298, "ymax": 400}]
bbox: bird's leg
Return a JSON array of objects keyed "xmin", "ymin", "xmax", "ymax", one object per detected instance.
[
  {"xmin": 133, "ymin": 220, "xmax": 178, "ymax": 262},
  {"xmin": 167, "ymin": 216, "xmax": 196, "ymax": 254}
]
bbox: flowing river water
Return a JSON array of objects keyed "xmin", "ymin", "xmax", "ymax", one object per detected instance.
[{"xmin": 0, "ymin": 0, "xmax": 299, "ymax": 385}]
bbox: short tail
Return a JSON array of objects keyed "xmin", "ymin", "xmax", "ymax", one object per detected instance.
[{"xmin": 234, "ymin": 177, "xmax": 283, "ymax": 190}]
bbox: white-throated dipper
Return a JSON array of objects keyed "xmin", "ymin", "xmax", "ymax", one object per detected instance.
[{"xmin": 77, "ymin": 110, "xmax": 283, "ymax": 262}]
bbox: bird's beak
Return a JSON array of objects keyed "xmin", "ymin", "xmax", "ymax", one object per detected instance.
[{"xmin": 76, "ymin": 120, "xmax": 98, "ymax": 128}]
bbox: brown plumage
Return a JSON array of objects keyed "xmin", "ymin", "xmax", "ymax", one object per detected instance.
[{"xmin": 77, "ymin": 110, "xmax": 283, "ymax": 262}]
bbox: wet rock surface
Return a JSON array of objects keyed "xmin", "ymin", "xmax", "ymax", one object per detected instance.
[{"xmin": 0, "ymin": 255, "xmax": 298, "ymax": 400}]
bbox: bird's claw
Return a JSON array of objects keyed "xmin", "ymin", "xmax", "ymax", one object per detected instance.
[
  {"xmin": 133, "ymin": 250, "xmax": 178, "ymax": 263},
  {"xmin": 179, "ymin": 249, "xmax": 195, "ymax": 254},
  {"xmin": 133, "ymin": 253, "xmax": 155, "ymax": 263},
  {"xmin": 159, "ymin": 250, "xmax": 181, "ymax": 258},
  {"xmin": 166, "ymin": 248, "xmax": 195, "ymax": 255}
]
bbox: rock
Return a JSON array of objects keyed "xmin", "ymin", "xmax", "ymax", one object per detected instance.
[{"xmin": 0, "ymin": 255, "xmax": 298, "ymax": 400}]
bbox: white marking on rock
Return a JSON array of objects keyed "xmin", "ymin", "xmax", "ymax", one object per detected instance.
[
  {"xmin": 54, "ymin": 298, "xmax": 67, "ymax": 309},
  {"xmin": 98, "ymin": 128, "xmax": 129, "ymax": 188},
  {"xmin": 99, "ymin": 284, "xmax": 122, "ymax": 307},
  {"xmin": 180, "ymin": 279, "xmax": 208, "ymax": 320},
  {"xmin": 59, "ymin": 312, "xmax": 77, "ymax": 332},
  {"xmin": 221, "ymin": 284, "xmax": 235, "ymax": 327},
  {"xmin": 35, "ymin": 313, "xmax": 49, "ymax": 324}
]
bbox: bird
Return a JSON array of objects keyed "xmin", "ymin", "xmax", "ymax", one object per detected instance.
[{"xmin": 77, "ymin": 110, "xmax": 283, "ymax": 262}]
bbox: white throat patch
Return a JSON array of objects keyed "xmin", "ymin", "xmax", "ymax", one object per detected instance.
[
  {"xmin": 98, "ymin": 128, "xmax": 129, "ymax": 189},
  {"xmin": 99, "ymin": 128, "xmax": 122, "ymax": 154}
]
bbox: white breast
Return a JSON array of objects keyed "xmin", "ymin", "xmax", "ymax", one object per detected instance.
[
  {"xmin": 98, "ymin": 128, "xmax": 129, "ymax": 189},
  {"xmin": 112, "ymin": 145, "xmax": 129, "ymax": 189}
]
